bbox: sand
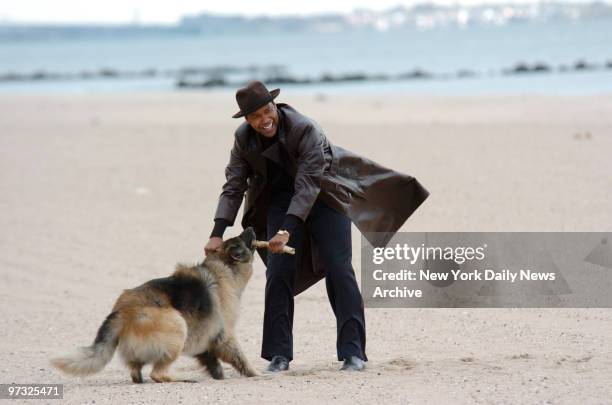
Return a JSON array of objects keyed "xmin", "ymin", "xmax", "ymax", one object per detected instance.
[{"xmin": 1, "ymin": 91, "xmax": 611, "ymax": 404}]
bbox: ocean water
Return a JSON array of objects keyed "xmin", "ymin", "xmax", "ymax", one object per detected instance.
[{"xmin": 0, "ymin": 20, "xmax": 611, "ymax": 94}]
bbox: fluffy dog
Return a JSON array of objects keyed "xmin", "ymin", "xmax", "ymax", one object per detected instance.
[{"xmin": 51, "ymin": 227, "xmax": 259, "ymax": 382}]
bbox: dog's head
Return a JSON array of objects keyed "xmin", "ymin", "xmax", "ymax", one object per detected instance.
[
  {"xmin": 200, "ymin": 227, "xmax": 256, "ymax": 293},
  {"xmin": 219, "ymin": 227, "xmax": 256, "ymax": 264}
]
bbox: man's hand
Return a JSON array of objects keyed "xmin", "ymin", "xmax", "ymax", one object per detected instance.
[
  {"xmin": 204, "ymin": 237, "xmax": 223, "ymax": 256},
  {"xmin": 268, "ymin": 232, "xmax": 290, "ymax": 254}
]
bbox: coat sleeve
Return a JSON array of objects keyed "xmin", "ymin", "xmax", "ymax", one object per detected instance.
[
  {"xmin": 213, "ymin": 137, "xmax": 250, "ymax": 226},
  {"xmin": 286, "ymin": 123, "xmax": 326, "ymax": 222}
]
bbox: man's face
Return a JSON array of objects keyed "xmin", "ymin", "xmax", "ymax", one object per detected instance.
[{"xmin": 245, "ymin": 102, "xmax": 278, "ymax": 138}]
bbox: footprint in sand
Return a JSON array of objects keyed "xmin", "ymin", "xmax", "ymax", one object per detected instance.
[
  {"xmin": 285, "ymin": 369, "xmax": 319, "ymax": 377},
  {"xmin": 555, "ymin": 355, "xmax": 592, "ymax": 365},
  {"xmin": 509, "ymin": 353, "xmax": 531, "ymax": 360},
  {"xmin": 386, "ymin": 358, "xmax": 416, "ymax": 370}
]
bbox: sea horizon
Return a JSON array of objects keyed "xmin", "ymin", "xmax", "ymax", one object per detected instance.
[{"xmin": 1, "ymin": 3, "xmax": 611, "ymax": 95}]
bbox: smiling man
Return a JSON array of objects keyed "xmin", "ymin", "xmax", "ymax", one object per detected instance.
[{"xmin": 204, "ymin": 81, "xmax": 429, "ymax": 372}]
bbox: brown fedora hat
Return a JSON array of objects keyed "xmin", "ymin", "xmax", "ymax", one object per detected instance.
[{"xmin": 232, "ymin": 81, "xmax": 280, "ymax": 118}]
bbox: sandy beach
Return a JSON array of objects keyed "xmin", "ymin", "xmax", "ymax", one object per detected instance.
[{"xmin": 1, "ymin": 91, "xmax": 611, "ymax": 404}]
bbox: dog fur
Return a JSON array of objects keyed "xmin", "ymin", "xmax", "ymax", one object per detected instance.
[{"xmin": 51, "ymin": 227, "xmax": 259, "ymax": 383}]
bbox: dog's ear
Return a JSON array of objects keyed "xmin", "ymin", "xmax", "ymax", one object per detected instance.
[{"xmin": 239, "ymin": 227, "xmax": 256, "ymax": 253}]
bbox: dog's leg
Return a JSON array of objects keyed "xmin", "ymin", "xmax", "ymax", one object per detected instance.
[
  {"xmin": 195, "ymin": 351, "xmax": 225, "ymax": 380},
  {"xmin": 215, "ymin": 337, "xmax": 259, "ymax": 377},
  {"xmin": 128, "ymin": 361, "xmax": 144, "ymax": 384},
  {"xmin": 150, "ymin": 360, "xmax": 197, "ymax": 383},
  {"xmin": 150, "ymin": 357, "xmax": 178, "ymax": 383}
]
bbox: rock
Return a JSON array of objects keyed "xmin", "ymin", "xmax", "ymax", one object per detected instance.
[{"xmin": 573, "ymin": 60, "xmax": 596, "ymax": 71}]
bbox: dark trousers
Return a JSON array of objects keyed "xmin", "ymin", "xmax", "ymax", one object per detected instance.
[{"xmin": 261, "ymin": 191, "xmax": 367, "ymax": 362}]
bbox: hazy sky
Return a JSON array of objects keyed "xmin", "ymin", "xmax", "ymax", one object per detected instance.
[{"xmin": 0, "ymin": 0, "xmax": 600, "ymax": 24}]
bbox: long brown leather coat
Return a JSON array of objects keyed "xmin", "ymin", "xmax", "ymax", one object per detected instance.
[{"xmin": 214, "ymin": 103, "xmax": 429, "ymax": 294}]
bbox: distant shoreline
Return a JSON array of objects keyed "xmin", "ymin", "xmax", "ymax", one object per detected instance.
[
  {"xmin": 1, "ymin": 1, "xmax": 610, "ymax": 36},
  {"xmin": 1, "ymin": 59, "xmax": 610, "ymax": 90}
]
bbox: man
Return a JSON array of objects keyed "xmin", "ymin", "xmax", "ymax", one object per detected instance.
[{"xmin": 204, "ymin": 81, "xmax": 429, "ymax": 372}]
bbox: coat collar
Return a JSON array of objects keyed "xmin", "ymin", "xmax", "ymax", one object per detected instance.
[
  {"xmin": 241, "ymin": 104, "xmax": 289, "ymax": 178},
  {"xmin": 257, "ymin": 105, "xmax": 287, "ymax": 166}
]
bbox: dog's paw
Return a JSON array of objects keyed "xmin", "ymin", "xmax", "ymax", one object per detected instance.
[{"xmin": 244, "ymin": 369, "xmax": 261, "ymax": 377}]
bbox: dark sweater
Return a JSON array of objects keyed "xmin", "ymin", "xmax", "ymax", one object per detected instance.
[{"xmin": 211, "ymin": 130, "xmax": 302, "ymax": 239}]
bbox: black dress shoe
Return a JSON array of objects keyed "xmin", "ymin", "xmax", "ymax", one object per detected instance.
[
  {"xmin": 340, "ymin": 356, "xmax": 365, "ymax": 371},
  {"xmin": 267, "ymin": 355, "xmax": 290, "ymax": 372}
]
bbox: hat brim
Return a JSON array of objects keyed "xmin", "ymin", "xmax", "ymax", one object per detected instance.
[{"xmin": 232, "ymin": 88, "xmax": 280, "ymax": 118}]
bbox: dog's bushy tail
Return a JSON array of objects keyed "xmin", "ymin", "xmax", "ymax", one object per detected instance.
[{"xmin": 50, "ymin": 311, "xmax": 121, "ymax": 376}]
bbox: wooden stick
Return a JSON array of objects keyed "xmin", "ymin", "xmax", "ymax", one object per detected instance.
[{"xmin": 253, "ymin": 240, "xmax": 295, "ymax": 255}]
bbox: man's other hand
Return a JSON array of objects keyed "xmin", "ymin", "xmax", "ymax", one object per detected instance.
[
  {"xmin": 204, "ymin": 237, "xmax": 223, "ymax": 256},
  {"xmin": 268, "ymin": 233, "xmax": 290, "ymax": 254}
]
